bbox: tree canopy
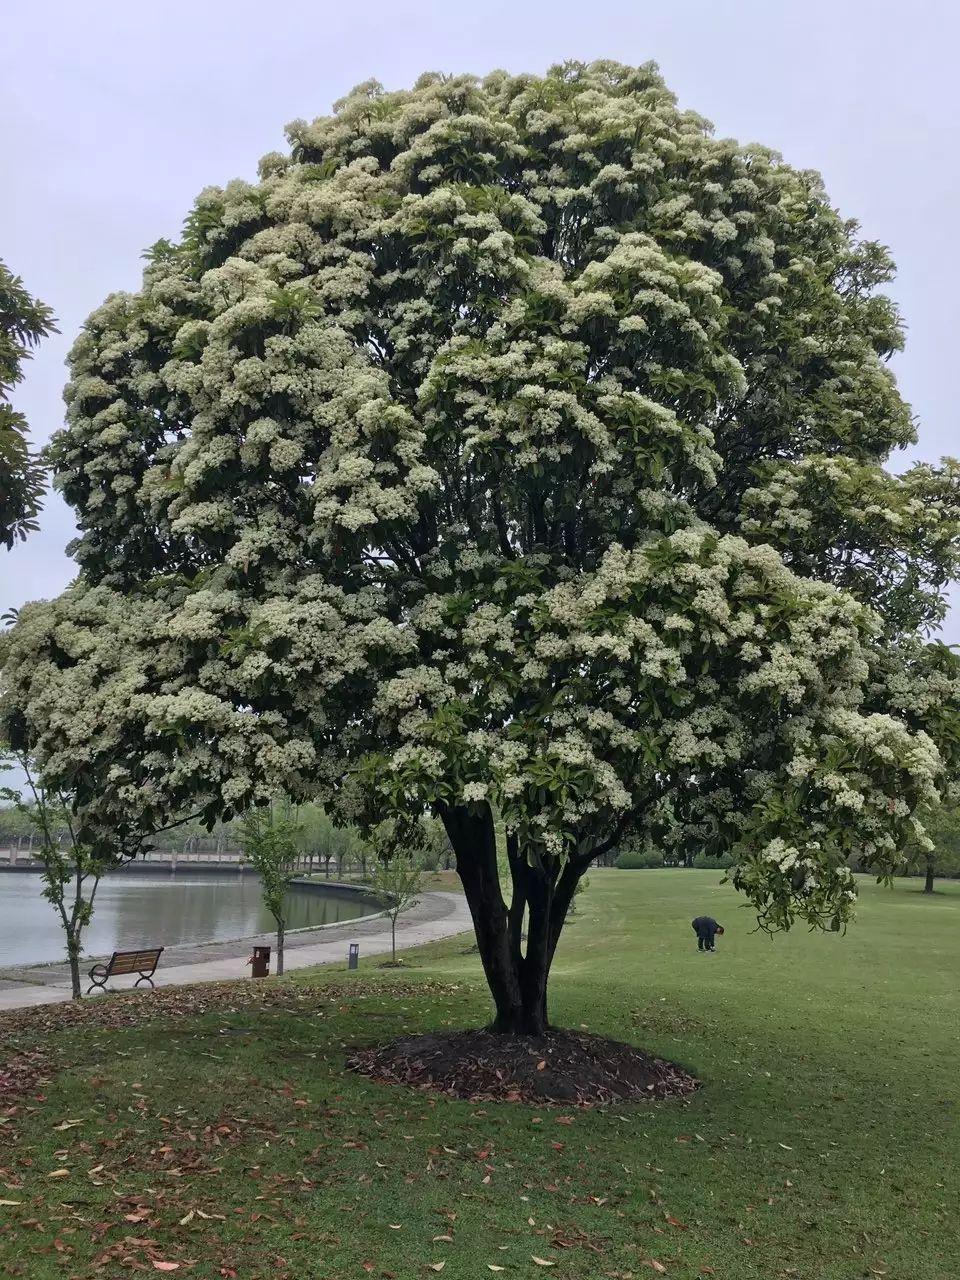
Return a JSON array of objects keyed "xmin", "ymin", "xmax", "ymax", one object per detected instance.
[
  {"xmin": 0, "ymin": 260, "xmax": 57, "ymax": 549},
  {"xmin": 2, "ymin": 61, "xmax": 959, "ymax": 1032}
]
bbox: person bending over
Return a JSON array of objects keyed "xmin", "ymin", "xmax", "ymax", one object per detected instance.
[{"xmin": 691, "ymin": 915, "xmax": 724, "ymax": 952}]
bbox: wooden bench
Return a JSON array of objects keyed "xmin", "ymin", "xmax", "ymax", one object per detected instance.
[{"xmin": 87, "ymin": 948, "xmax": 164, "ymax": 995}]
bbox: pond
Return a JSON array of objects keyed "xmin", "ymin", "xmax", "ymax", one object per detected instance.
[{"xmin": 0, "ymin": 871, "xmax": 377, "ymax": 967}]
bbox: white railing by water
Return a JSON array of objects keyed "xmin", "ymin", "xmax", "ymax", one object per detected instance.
[{"xmin": 0, "ymin": 845, "xmax": 374, "ymax": 878}]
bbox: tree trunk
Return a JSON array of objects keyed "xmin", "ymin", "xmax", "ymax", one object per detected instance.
[
  {"xmin": 924, "ymin": 854, "xmax": 935, "ymax": 894},
  {"xmin": 66, "ymin": 931, "xmax": 82, "ymax": 1000},
  {"xmin": 439, "ymin": 804, "xmax": 589, "ymax": 1036},
  {"xmin": 276, "ymin": 922, "xmax": 285, "ymax": 976},
  {"xmin": 391, "ymin": 916, "xmax": 397, "ymax": 963}
]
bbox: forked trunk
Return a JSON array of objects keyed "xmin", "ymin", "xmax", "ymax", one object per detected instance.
[{"xmin": 439, "ymin": 804, "xmax": 591, "ymax": 1036}]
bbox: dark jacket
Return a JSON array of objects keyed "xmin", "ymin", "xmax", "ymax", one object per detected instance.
[{"xmin": 691, "ymin": 916, "xmax": 720, "ymax": 938}]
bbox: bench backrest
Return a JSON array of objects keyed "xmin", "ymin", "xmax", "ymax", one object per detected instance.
[{"xmin": 107, "ymin": 948, "xmax": 163, "ymax": 975}]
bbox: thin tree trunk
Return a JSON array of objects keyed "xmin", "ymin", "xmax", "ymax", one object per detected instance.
[
  {"xmin": 66, "ymin": 931, "xmax": 82, "ymax": 1000},
  {"xmin": 276, "ymin": 922, "xmax": 284, "ymax": 976},
  {"xmin": 65, "ymin": 865, "xmax": 85, "ymax": 999},
  {"xmin": 391, "ymin": 916, "xmax": 397, "ymax": 963},
  {"xmin": 924, "ymin": 854, "xmax": 935, "ymax": 894}
]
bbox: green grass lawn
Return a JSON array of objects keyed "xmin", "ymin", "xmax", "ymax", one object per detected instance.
[{"xmin": 1, "ymin": 870, "xmax": 957, "ymax": 1280}]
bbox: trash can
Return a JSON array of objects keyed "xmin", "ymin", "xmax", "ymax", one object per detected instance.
[
  {"xmin": 249, "ymin": 945, "xmax": 270, "ymax": 978},
  {"xmin": 348, "ymin": 943, "xmax": 359, "ymax": 971}
]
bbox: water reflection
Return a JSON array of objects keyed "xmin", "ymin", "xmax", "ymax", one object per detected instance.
[{"xmin": 0, "ymin": 872, "xmax": 374, "ymax": 967}]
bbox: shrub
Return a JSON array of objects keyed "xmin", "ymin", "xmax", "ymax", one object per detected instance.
[
  {"xmin": 615, "ymin": 848, "xmax": 664, "ymax": 869},
  {"xmin": 692, "ymin": 851, "xmax": 735, "ymax": 870}
]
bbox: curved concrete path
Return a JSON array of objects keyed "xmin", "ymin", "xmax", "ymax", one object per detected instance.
[{"xmin": 0, "ymin": 890, "xmax": 472, "ymax": 1011}]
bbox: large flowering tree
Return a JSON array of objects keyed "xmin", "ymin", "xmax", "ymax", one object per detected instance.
[{"xmin": 3, "ymin": 62, "xmax": 959, "ymax": 1034}]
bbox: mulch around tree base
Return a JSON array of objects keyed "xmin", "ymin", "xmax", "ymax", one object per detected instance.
[{"xmin": 346, "ymin": 1028, "xmax": 700, "ymax": 1106}]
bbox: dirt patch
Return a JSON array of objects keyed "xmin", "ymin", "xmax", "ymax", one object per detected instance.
[{"xmin": 346, "ymin": 1028, "xmax": 699, "ymax": 1107}]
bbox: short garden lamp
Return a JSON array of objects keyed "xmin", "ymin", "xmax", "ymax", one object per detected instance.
[
  {"xmin": 348, "ymin": 942, "xmax": 359, "ymax": 970},
  {"xmin": 248, "ymin": 945, "xmax": 270, "ymax": 978}
]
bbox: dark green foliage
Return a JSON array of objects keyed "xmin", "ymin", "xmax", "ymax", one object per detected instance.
[
  {"xmin": 615, "ymin": 847, "xmax": 665, "ymax": 869},
  {"xmin": 0, "ymin": 260, "xmax": 56, "ymax": 549},
  {"xmin": 691, "ymin": 850, "xmax": 735, "ymax": 870},
  {"xmin": 905, "ymin": 801, "xmax": 960, "ymax": 890},
  {"xmin": 613, "ymin": 847, "xmax": 734, "ymax": 870}
]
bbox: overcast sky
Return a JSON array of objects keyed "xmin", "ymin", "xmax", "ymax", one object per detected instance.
[{"xmin": 2, "ymin": 0, "xmax": 957, "ymax": 638}]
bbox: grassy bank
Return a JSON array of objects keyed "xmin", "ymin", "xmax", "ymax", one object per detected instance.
[{"xmin": 1, "ymin": 870, "xmax": 957, "ymax": 1279}]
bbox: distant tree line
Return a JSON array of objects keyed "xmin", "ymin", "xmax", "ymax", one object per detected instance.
[
  {"xmin": 612, "ymin": 845, "xmax": 735, "ymax": 871},
  {"xmin": 0, "ymin": 799, "xmax": 454, "ymax": 876},
  {"xmin": 612, "ymin": 803, "xmax": 960, "ymax": 891}
]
